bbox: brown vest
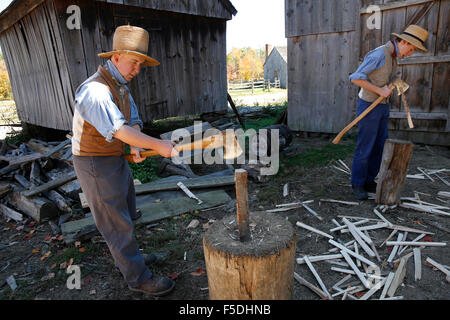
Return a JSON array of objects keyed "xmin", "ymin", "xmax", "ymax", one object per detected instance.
[
  {"xmin": 359, "ymin": 41, "xmax": 398, "ymax": 103},
  {"xmin": 74, "ymin": 65, "xmax": 131, "ymax": 156}
]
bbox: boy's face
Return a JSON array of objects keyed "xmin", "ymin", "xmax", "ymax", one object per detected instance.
[
  {"xmin": 398, "ymin": 40, "xmax": 417, "ymax": 58},
  {"xmin": 112, "ymin": 53, "xmax": 146, "ymax": 82}
]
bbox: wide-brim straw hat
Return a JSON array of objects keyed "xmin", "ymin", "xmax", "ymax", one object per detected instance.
[
  {"xmin": 98, "ymin": 25, "xmax": 159, "ymax": 67},
  {"xmin": 392, "ymin": 24, "xmax": 428, "ymax": 52}
]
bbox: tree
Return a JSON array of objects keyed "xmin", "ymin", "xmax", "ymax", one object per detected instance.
[
  {"xmin": 0, "ymin": 52, "xmax": 12, "ymax": 100},
  {"xmin": 227, "ymin": 47, "xmax": 264, "ymax": 81}
]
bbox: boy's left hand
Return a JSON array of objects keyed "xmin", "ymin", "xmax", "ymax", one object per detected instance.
[{"xmin": 130, "ymin": 146, "xmax": 146, "ymax": 163}]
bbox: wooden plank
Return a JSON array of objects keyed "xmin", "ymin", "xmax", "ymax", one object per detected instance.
[
  {"xmin": 387, "ymin": 252, "xmax": 413, "ymax": 297},
  {"xmin": 0, "ymin": 0, "xmax": 46, "ymax": 33},
  {"xmin": 304, "ymin": 256, "xmax": 332, "ymax": 299},
  {"xmin": 297, "ymin": 254, "xmax": 343, "ymax": 265},
  {"xmin": 134, "ymin": 175, "xmax": 235, "ymax": 195},
  {"xmin": 414, "ymin": 248, "xmax": 422, "ymax": 280},
  {"xmin": 293, "ymin": 272, "xmax": 330, "ymax": 300},
  {"xmin": 360, "ymin": 0, "xmax": 435, "ymax": 13},
  {"xmin": 340, "ymin": 250, "xmax": 370, "ymax": 289},
  {"xmin": 296, "ymin": 221, "xmax": 334, "ymax": 239},
  {"xmin": 22, "ymin": 171, "xmax": 77, "ymax": 197},
  {"xmin": 398, "ymin": 54, "xmax": 450, "ymax": 65},
  {"xmin": 359, "ymin": 276, "xmax": 387, "ymax": 300},
  {"xmin": 62, "ymin": 190, "xmax": 231, "ymax": 243},
  {"xmin": 379, "ymin": 272, "xmax": 395, "ymax": 300},
  {"xmin": 328, "ymin": 239, "xmax": 377, "ymax": 267},
  {"xmin": 388, "ymin": 233, "xmax": 404, "ymax": 263},
  {"xmin": 342, "ymin": 218, "xmax": 376, "ymax": 257},
  {"xmin": 386, "ymin": 241, "xmax": 446, "ymax": 247},
  {"xmin": 425, "ymin": 257, "xmax": 450, "ymax": 277}
]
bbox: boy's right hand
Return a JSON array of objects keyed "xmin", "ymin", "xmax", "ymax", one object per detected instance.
[
  {"xmin": 379, "ymin": 85, "xmax": 394, "ymax": 98},
  {"xmin": 158, "ymin": 140, "xmax": 178, "ymax": 158}
]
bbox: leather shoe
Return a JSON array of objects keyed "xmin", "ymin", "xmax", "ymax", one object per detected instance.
[
  {"xmin": 364, "ymin": 181, "xmax": 377, "ymax": 193},
  {"xmin": 352, "ymin": 185, "xmax": 368, "ymax": 200},
  {"xmin": 143, "ymin": 252, "xmax": 169, "ymax": 265},
  {"xmin": 129, "ymin": 275, "xmax": 175, "ymax": 296}
]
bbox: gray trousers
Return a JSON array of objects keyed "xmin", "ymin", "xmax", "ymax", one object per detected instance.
[{"xmin": 73, "ymin": 155, "xmax": 152, "ymax": 288}]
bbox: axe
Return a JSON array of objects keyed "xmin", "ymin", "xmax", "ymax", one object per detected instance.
[
  {"xmin": 124, "ymin": 130, "xmax": 243, "ymax": 163},
  {"xmin": 332, "ymin": 79, "xmax": 410, "ymax": 144}
]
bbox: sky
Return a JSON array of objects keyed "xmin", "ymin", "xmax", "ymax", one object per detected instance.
[
  {"xmin": 226, "ymin": 0, "xmax": 286, "ymax": 53},
  {"xmin": 0, "ymin": 0, "xmax": 287, "ymax": 53},
  {"xmin": 0, "ymin": 0, "xmax": 12, "ymax": 13}
]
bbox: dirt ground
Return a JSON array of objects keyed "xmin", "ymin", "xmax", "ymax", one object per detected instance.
[{"xmin": 0, "ymin": 133, "xmax": 449, "ymax": 302}]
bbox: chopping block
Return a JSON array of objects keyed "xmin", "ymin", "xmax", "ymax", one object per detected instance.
[{"xmin": 203, "ymin": 169, "xmax": 297, "ymax": 300}]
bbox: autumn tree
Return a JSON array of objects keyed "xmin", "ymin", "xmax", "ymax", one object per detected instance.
[
  {"xmin": 227, "ymin": 47, "xmax": 264, "ymax": 81},
  {"xmin": 0, "ymin": 51, "xmax": 12, "ymax": 100}
]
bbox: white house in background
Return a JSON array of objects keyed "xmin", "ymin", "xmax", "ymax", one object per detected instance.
[{"xmin": 263, "ymin": 44, "xmax": 287, "ymax": 89}]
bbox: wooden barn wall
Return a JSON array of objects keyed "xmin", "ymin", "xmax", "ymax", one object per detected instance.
[
  {"xmin": 54, "ymin": 0, "xmax": 228, "ymax": 125},
  {"xmin": 0, "ymin": 0, "xmax": 74, "ymax": 130},
  {"xmin": 286, "ymin": 0, "xmax": 360, "ymax": 133},
  {"xmin": 97, "ymin": 0, "xmax": 234, "ymax": 20},
  {"xmin": 360, "ymin": 0, "xmax": 449, "ymax": 146}
]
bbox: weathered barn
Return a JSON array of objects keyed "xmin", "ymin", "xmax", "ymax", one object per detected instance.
[
  {"xmin": 264, "ymin": 45, "xmax": 287, "ymax": 89},
  {"xmin": 286, "ymin": 0, "xmax": 449, "ymax": 146},
  {"xmin": 0, "ymin": 0, "xmax": 236, "ymax": 131}
]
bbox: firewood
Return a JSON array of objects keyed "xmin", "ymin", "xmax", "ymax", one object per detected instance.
[
  {"xmin": 22, "ymin": 171, "xmax": 77, "ymax": 197},
  {"xmin": 0, "ymin": 203, "xmax": 23, "ymax": 222},
  {"xmin": 293, "ymin": 272, "xmax": 330, "ymax": 300},
  {"xmin": 379, "ymin": 272, "xmax": 395, "ymax": 300},
  {"xmin": 7, "ymin": 187, "xmax": 58, "ymax": 222},
  {"xmin": 413, "ymin": 248, "xmax": 421, "ymax": 281},
  {"xmin": 328, "ymin": 239, "xmax": 376, "ymax": 267},
  {"xmin": 387, "ymin": 252, "xmax": 413, "ymax": 297},
  {"xmin": 296, "ymin": 254, "xmax": 343, "ymax": 265},
  {"xmin": 296, "ymin": 221, "xmax": 333, "ymax": 239},
  {"xmin": 386, "ymin": 241, "xmax": 446, "ymax": 247},
  {"xmin": 339, "ymin": 250, "xmax": 370, "ymax": 289},
  {"xmin": 425, "ymin": 257, "xmax": 450, "ymax": 277},
  {"xmin": 304, "ymin": 256, "xmax": 332, "ymax": 299},
  {"xmin": 342, "ymin": 218, "xmax": 376, "ymax": 257}
]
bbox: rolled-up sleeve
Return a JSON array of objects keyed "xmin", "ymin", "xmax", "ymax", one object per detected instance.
[
  {"xmin": 349, "ymin": 48, "xmax": 386, "ymax": 81},
  {"xmin": 74, "ymin": 82, "xmax": 127, "ymax": 142}
]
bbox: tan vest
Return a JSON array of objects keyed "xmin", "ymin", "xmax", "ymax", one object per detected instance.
[
  {"xmin": 73, "ymin": 65, "xmax": 131, "ymax": 157},
  {"xmin": 359, "ymin": 41, "xmax": 398, "ymax": 103}
]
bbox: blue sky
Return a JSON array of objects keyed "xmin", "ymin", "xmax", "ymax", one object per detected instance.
[{"xmin": 0, "ymin": 0, "xmax": 286, "ymax": 53}]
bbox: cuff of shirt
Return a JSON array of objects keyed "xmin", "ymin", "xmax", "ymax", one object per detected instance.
[
  {"xmin": 349, "ymin": 72, "xmax": 368, "ymax": 81},
  {"xmin": 129, "ymin": 120, "xmax": 143, "ymax": 130},
  {"xmin": 105, "ymin": 119, "xmax": 127, "ymax": 143}
]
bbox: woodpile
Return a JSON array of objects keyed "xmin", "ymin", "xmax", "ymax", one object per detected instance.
[{"xmin": 0, "ymin": 137, "xmax": 76, "ymax": 223}]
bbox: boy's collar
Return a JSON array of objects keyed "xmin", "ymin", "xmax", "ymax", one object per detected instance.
[
  {"xmin": 391, "ymin": 40, "xmax": 400, "ymax": 58},
  {"xmin": 106, "ymin": 59, "xmax": 128, "ymax": 85}
]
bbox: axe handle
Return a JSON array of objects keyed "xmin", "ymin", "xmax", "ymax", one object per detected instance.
[
  {"xmin": 332, "ymin": 84, "xmax": 394, "ymax": 145},
  {"xmin": 124, "ymin": 134, "xmax": 219, "ymax": 163}
]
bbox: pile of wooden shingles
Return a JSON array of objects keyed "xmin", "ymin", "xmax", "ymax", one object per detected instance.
[
  {"xmin": 291, "ymin": 192, "xmax": 450, "ymax": 300},
  {"xmin": 0, "ymin": 120, "xmax": 248, "ymax": 245}
]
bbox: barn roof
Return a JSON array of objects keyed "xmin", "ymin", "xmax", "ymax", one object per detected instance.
[{"xmin": 0, "ymin": 0, "xmax": 237, "ymax": 34}]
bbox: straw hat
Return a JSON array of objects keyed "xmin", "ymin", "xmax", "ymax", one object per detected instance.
[
  {"xmin": 98, "ymin": 25, "xmax": 159, "ymax": 67},
  {"xmin": 392, "ymin": 24, "xmax": 429, "ymax": 52}
]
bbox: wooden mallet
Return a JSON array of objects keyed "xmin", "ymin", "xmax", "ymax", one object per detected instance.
[
  {"xmin": 332, "ymin": 79, "xmax": 410, "ymax": 145},
  {"xmin": 124, "ymin": 130, "xmax": 243, "ymax": 162}
]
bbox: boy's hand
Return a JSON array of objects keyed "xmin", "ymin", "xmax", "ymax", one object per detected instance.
[
  {"xmin": 130, "ymin": 146, "xmax": 146, "ymax": 163},
  {"xmin": 379, "ymin": 85, "xmax": 394, "ymax": 98},
  {"xmin": 158, "ymin": 140, "xmax": 178, "ymax": 158}
]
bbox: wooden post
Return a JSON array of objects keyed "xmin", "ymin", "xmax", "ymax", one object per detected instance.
[
  {"xmin": 203, "ymin": 211, "xmax": 296, "ymax": 300},
  {"xmin": 376, "ymin": 139, "xmax": 414, "ymax": 205},
  {"xmin": 235, "ymin": 169, "xmax": 250, "ymax": 241}
]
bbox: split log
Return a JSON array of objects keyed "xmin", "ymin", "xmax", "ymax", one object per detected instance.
[
  {"xmin": 0, "ymin": 182, "xmax": 12, "ymax": 198},
  {"xmin": 387, "ymin": 252, "xmax": 413, "ymax": 297},
  {"xmin": 293, "ymin": 272, "xmax": 330, "ymax": 300},
  {"xmin": 6, "ymin": 187, "xmax": 58, "ymax": 222},
  {"xmin": 376, "ymin": 139, "xmax": 414, "ymax": 205},
  {"xmin": 0, "ymin": 203, "xmax": 23, "ymax": 222},
  {"xmin": 203, "ymin": 212, "xmax": 296, "ymax": 300}
]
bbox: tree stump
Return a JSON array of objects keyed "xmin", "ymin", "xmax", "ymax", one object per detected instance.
[
  {"xmin": 203, "ymin": 212, "xmax": 297, "ymax": 300},
  {"xmin": 376, "ymin": 139, "xmax": 414, "ymax": 205}
]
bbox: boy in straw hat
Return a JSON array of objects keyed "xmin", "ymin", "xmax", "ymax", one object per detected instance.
[
  {"xmin": 72, "ymin": 25, "xmax": 176, "ymax": 296},
  {"xmin": 348, "ymin": 25, "xmax": 428, "ymax": 200}
]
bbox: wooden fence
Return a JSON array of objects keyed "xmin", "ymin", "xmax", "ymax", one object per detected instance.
[{"xmin": 228, "ymin": 79, "xmax": 281, "ymax": 94}]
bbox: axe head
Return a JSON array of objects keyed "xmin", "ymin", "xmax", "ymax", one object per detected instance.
[{"xmin": 392, "ymin": 79, "xmax": 409, "ymax": 96}]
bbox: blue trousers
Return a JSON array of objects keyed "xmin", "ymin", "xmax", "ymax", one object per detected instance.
[
  {"xmin": 73, "ymin": 155, "xmax": 152, "ymax": 288},
  {"xmin": 351, "ymin": 98, "xmax": 389, "ymax": 187}
]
